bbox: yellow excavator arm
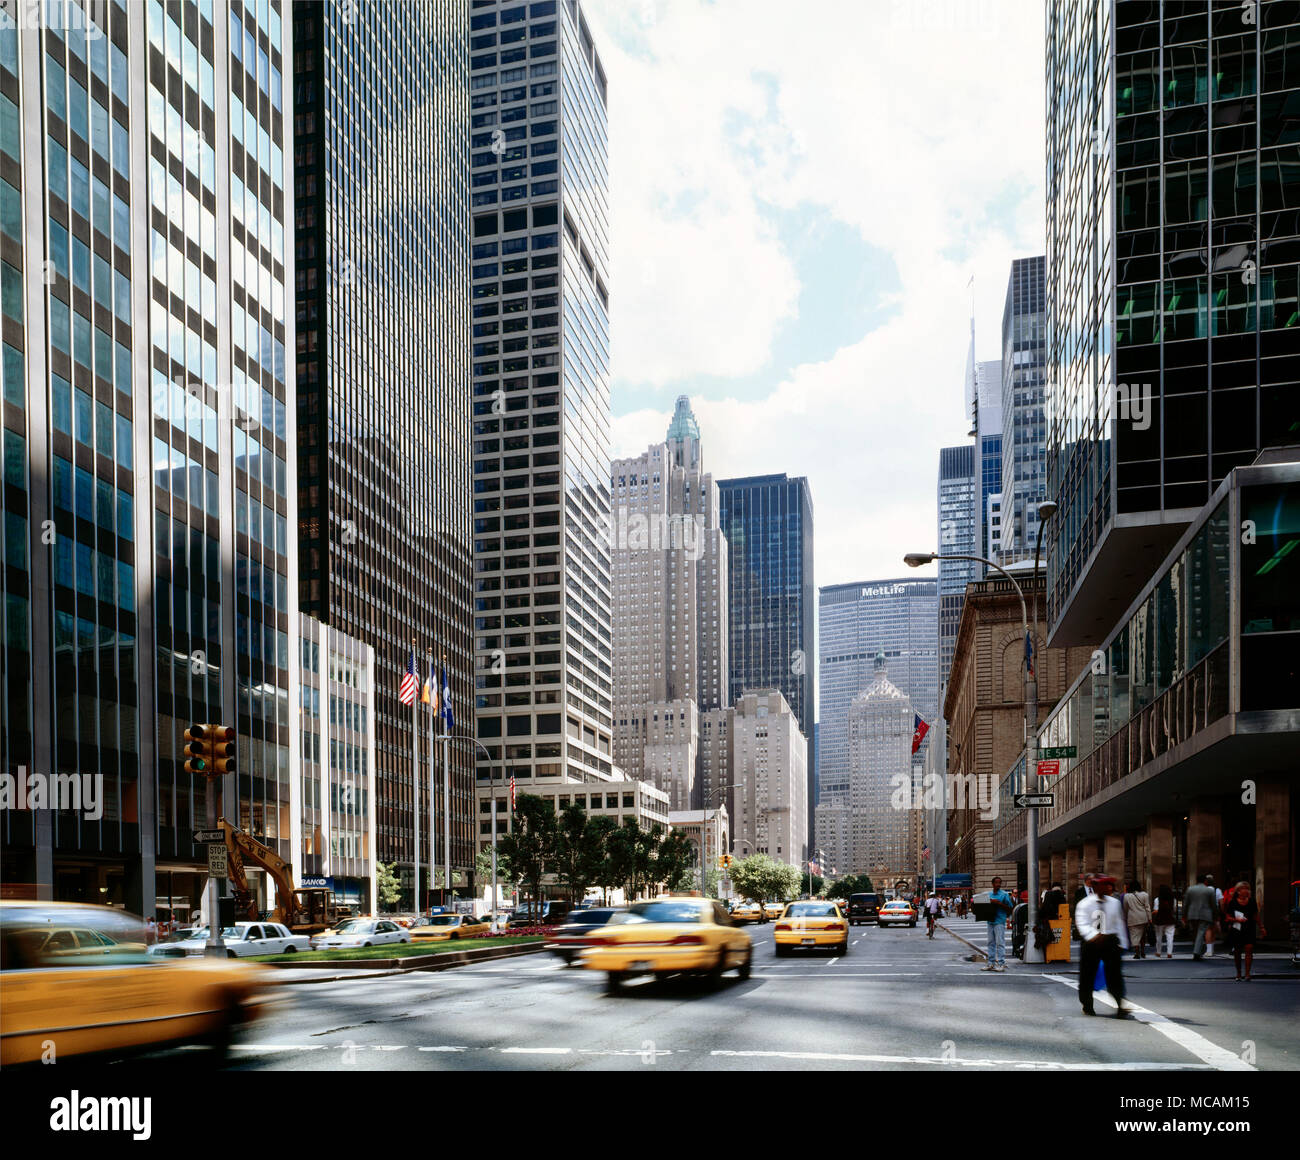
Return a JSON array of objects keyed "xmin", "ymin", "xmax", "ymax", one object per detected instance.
[{"xmin": 219, "ymin": 818, "xmax": 298, "ymax": 924}]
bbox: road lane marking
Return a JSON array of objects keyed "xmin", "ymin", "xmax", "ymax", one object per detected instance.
[
  {"xmin": 500, "ymin": 1046, "xmax": 572, "ymax": 1054},
  {"xmin": 824, "ymin": 955, "xmax": 839, "ymax": 966},
  {"xmin": 710, "ymin": 1050, "xmax": 1210, "ymax": 1070},
  {"xmin": 417, "ymin": 1046, "xmax": 469, "ymax": 1052},
  {"xmin": 1042, "ymin": 974, "xmax": 1255, "ymax": 1071},
  {"xmin": 747, "ymin": 971, "xmax": 923, "ymax": 977}
]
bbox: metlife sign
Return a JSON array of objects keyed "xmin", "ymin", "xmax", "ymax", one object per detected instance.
[{"xmin": 860, "ymin": 584, "xmax": 907, "ymax": 598}]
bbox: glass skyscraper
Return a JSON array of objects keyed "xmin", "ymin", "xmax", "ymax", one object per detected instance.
[
  {"xmin": 1000, "ymin": 255, "xmax": 1047, "ymax": 563},
  {"xmin": 717, "ymin": 473, "xmax": 814, "ymax": 844},
  {"xmin": 1046, "ymin": 0, "xmax": 1300, "ymax": 645},
  {"xmin": 937, "ymin": 443, "xmax": 976, "ymax": 692},
  {"xmin": 818, "ymin": 578, "xmax": 937, "ymax": 803},
  {"xmin": 293, "ymin": 0, "xmax": 473, "ymax": 908},
  {"xmin": 469, "ymin": 0, "xmax": 615, "ymax": 791},
  {"xmin": 1, "ymin": 0, "xmax": 295, "ymax": 915}
]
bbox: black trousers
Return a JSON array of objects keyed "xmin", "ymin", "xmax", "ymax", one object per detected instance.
[{"xmin": 1078, "ymin": 934, "xmax": 1126, "ymax": 1008}]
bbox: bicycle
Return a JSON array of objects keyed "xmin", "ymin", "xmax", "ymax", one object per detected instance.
[{"xmin": 926, "ymin": 910, "xmax": 937, "ymax": 939}]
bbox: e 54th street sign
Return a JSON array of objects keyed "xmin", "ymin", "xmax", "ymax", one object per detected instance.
[
  {"xmin": 1014, "ymin": 793, "xmax": 1055, "ymax": 809},
  {"xmin": 1038, "ymin": 745, "xmax": 1077, "ymax": 759}
]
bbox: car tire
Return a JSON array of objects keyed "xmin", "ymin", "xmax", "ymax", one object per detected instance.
[
  {"xmin": 363, "ymin": 942, "xmax": 372, "ymax": 947},
  {"xmin": 774, "ymin": 943, "xmax": 789, "ymax": 957},
  {"xmin": 283, "ymin": 944, "xmax": 296, "ymax": 954},
  {"xmin": 836, "ymin": 941, "xmax": 848, "ymax": 956},
  {"xmin": 739, "ymin": 947, "xmax": 752, "ymax": 980},
  {"xmin": 226, "ymin": 949, "xmax": 237, "ymax": 959},
  {"xmin": 909, "ymin": 921, "xmax": 916, "ymax": 927},
  {"xmin": 706, "ymin": 950, "xmax": 725, "ymax": 988},
  {"xmin": 605, "ymin": 971, "xmax": 626, "ymax": 994}
]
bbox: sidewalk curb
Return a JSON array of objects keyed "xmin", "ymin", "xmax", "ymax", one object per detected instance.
[{"xmin": 270, "ymin": 940, "xmax": 547, "ymax": 983}]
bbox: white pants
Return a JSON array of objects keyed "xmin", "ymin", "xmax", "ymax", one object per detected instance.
[{"xmin": 1154, "ymin": 924, "xmax": 1175, "ymax": 955}]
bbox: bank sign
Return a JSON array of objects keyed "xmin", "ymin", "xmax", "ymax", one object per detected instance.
[{"xmin": 302, "ymin": 876, "xmax": 334, "ymax": 890}]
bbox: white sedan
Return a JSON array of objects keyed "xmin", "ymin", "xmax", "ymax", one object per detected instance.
[
  {"xmin": 309, "ymin": 919, "xmax": 410, "ymax": 950},
  {"xmin": 147, "ymin": 922, "xmax": 311, "ymax": 957}
]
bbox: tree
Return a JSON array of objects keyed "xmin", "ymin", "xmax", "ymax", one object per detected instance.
[
  {"xmin": 584, "ymin": 815, "xmax": 621, "ymax": 903},
  {"xmin": 653, "ymin": 829, "xmax": 696, "ymax": 894},
  {"xmin": 552, "ymin": 803, "xmax": 594, "ymax": 905},
  {"xmin": 806, "ymin": 873, "xmax": 825, "ymax": 898},
  {"xmin": 730, "ymin": 855, "xmax": 802, "ymax": 921},
  {"xmin": 475, "ymin": 844, "xmax": 515, "ymax": 895},
  {"xmin": 375, "ymin": 861, "xmax": 401, "ymax": 912},
  {"xmin": 497, "ymin": 793, "xmax": 555, "ymax": 914},
  {"xmin": 829, "ymin": 873, "xmax": 875, "ymax": 898},
  {"xmin": 608, "ymin": 817, "xmax": 659, "ymax": 901}
]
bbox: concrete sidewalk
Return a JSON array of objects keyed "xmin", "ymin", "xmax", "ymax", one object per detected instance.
[{"xmin": 936, "ymin": 916, "xmax": 1298, "ymax": 979}]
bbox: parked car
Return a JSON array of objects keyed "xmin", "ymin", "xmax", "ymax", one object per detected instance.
[
  {"xmin": 409, "ymin": 914, "xmax": 490, "ymax": 942},
  {"xmin": 2, "ymin": 902, "xmax": 272, "ymax": 1064},
  {"xmin": 847, "ymin": 893, "xmax": 882, "ymax": 926},
  {"xmin": 148, "ymin": 922, "xmax": 310, "ymax": 958},
  {"xmin": 546, "ymin": 908, "xmax": 624, "ymax": 964},
  {"xmin": 309, "ymin": 918, "xmax": 410, "ymax": 950},
  {"xmin": 508, "ymin": 901, "xmax": 573, "ymax": 928}
]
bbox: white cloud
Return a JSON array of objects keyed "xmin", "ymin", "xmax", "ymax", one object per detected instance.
[{"xmin": 588, "ymin": 0, "xmax": 1046, "ymax": 588}]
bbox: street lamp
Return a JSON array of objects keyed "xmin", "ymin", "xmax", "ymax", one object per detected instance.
[
  {"xmin": 441, "ymin": 733, "xmax": 500, "ymax": 927},
  {"xmin": 904, "ymin": 545, "xmax": 1037, "ymax": 954}
]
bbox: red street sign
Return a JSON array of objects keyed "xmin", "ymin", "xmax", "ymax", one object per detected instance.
[{"xmin": 1036, "ymin": 759, "xmax": 1060, "ymax": 777}]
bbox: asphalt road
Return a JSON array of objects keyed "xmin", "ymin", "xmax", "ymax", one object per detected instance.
[{"xmin": 120, "ymin": 919, "xmax": 1299, "ymax": 1071}]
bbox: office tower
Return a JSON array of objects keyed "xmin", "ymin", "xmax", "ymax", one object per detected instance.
[
  {"xmin": 818, "ymin": 578, "xmax": 938, "ymax": 803},
  {"xmin": 468, "ymin": 0, "xmax": 615, "ymax": 794},
  {"xmin": 1, "ymin": 0, "xmax": 295, "ymax": 914},
  {"xmin": 729, "ymin": 690, "xmax": 808, "ymax": 869},
  {"xmin": 718, "ymin": 473, "xmax": 815, "ymax": 845},
  {"xmin": 937, "ymin": 444, "xmax": 976, "ymax": 691},
  {"xmin": 999, "ymin": 255, "xmax": 1047, "ymax": 563},
  {"xmin": 847, "ymin": 653, "xmax": 914, "ymax": 882},
  {"xmin": 971, "ymin": 357, "xmax": 1003, "ymax": 570},
  {"xmin": 611, "ymin": 395, "xmax": 728, "ymax": 808},
  {"xmin": 1046, "ymin": 0, "xmax": 1300, "ymax": 646},
  {"xmin": 294, "ymin": 0, "xmax": 473, "ymax": 909}
]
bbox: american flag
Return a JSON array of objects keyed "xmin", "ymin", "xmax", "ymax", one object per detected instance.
[
  {"xmin": 510, "ymin": 775, "xmax": 516, "ymax": 812},
  {"xmin": 399, "ymin": 647, "xmax": 417, "ymax": 706}
]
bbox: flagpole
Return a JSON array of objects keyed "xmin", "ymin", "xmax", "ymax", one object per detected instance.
[
  {"xmin": 410, "ymin": 638, "xmax": 419, "ymax": 916},
  {"xmin": 441, "ymin": 656, "xmax": 450, "ymax": 910},
  {"xmin": 427, "ymin": 647, "xmax": 436, "ymax": 911}
]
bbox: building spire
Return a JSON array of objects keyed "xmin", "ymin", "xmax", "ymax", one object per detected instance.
[{"xmin": 666, "ymin": 395, "xmax": 703, "ymax": 472}]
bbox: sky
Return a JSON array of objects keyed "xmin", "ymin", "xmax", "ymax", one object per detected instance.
[{"xmin": 585, "ymin": 0, "xmax": 1047, "ymax": 591}]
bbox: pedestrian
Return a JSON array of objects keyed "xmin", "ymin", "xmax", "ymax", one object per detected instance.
[
  {"xmin": 1123, "ymin": 881, "xmax": 1151, "ymax": 959},
  {"xmin": 1221, "ymin": 881, "xmax": 1265, "ymax": 982},
  {"xmin": 145, "ymin": 916, "xmax": 157, "ymax": 945},
  {"xmin": 1075, "ymin": 875, "xmax": 1132, "ymax": 1018},
  {"xmin": 1184, "ymin": 874, "xmax": 1218, "ymax": 960},
  {"xmin": 980, "ymin": 875, "xmax": 1015, "ymax": 972},
  {"xmin": 1042, "ymin": 882, "xmax": 1067, "ymax": 920},
  {"xmin": 1152, "ymin": 884, "xmax": 1176, "ymax": 958}
]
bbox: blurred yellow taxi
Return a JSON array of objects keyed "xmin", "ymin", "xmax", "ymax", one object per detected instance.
[
  {"xmin": 763, "ymin": 901, "xmax": 785, "ymax": 920},
  {"xmin": 730, "ymin": 902, "xmax": 761, "ymax": 923},
  {"xmin": 1, "ymin": 901, "xmax": 271, "ymax": 1066},
  {"xmin": 774, "ymin": 901, "xmax": 849, "ymax": 956},
  {"xmin": 580, "ymin": 898, "xmax": 752, "ymax": 992},
  {"xmin": 409, "ymin": 913, "xmax": 490, "ymax": 942}
]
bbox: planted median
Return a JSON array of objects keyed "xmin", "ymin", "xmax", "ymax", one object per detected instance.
[{"xmin": 247, "ymin": 933, "xmax": 549, "ymax": 964}]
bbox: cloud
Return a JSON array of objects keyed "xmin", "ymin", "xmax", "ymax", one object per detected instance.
[{"xmin": 587, "ymin": 0, "xmax": 1046, "ymax": 588}]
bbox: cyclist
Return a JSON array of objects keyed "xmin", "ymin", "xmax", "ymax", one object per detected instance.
[{"xmin": 924, "ymin": 893, "xmax": 941, "ymax": 938}]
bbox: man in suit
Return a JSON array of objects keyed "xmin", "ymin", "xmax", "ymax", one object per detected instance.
[
  {"xmin": 1076, "ymin": 876, "xmax": 1132, "ymax": 1018},
  {"xmin": 1184, "ymin": 874, "xmax": 1218, "ymax": 959}
]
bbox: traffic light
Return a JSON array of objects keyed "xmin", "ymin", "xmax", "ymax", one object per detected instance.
[
  {"xmin": 183, "ymin": 724, "xmax": 236, "ymax": 777},
  {"xmin": 183, "ymin": 724, "xmax": 212, "ymax": 776},
  {"xmin": 719, "ymin": 854, "xmax": 733, "ymax": 869}
]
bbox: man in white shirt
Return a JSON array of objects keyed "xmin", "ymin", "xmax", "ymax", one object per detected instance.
[
  {"xmin": 1075, "ymin": 875, "xmax": 1132, "ymax": 1018},
  {"xmin": 924, "ymin": 893, "xmax": 941, "ymax": 937}
]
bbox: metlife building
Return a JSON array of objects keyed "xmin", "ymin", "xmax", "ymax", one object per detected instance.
[{"xmin": 817, "ymin": 579, "xmax": 938, "ymax": 803}]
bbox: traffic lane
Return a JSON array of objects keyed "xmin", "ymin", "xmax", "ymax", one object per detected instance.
[{"xmin": 220, "ymin": 925, "xmax": 1197, "ymax": 1071}]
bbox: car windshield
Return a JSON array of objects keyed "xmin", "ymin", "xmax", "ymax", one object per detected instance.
[
  {"xmin": 617, "ymin": 902, "xmax": 704, "ymax": 925},
  {"xmin": 1, "ymin": 906, "xmax": 156, "ymax": 969},
  {"xmin": 788, "ymin": 903, "xmax": 837, "ymax": 917},
  {"xmin": 331, "ymin": 920, "xmax": 371, "ymax": 934},
  {"xmin": 424, "ymin": 916, "xmax": 460, "ymax": 926},
  {"xmin": 165, "ymin": 928, "xmax": 203, "ymax": 942},
  {"xmin": 567, "ymin": 910, "xmax": 616, "ymax": 925}
]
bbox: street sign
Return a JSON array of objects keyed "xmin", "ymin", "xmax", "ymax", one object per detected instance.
[
  {"xmin": 1038, "ymin": 745, "xmax": 1077, "ymax": 760},
  {"xmin": 1035, "ymin": 759, "xmax": 1061, "ymax": 777},
  {"xmin": 193, "ymin": 829, "xmax": 224, "ymax": 844},
  {"xmin": 207, "ymin": 843, "xmax": 228, "ymax": 879},
  {"xmin": 1014, "ymin": 793, "xmax": 1055, "ymax": 808}
]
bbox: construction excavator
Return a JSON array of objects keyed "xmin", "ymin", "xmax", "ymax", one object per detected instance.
[{"xmin": 219, "ymin": 819, "xmax": 353, "ymax": 936}]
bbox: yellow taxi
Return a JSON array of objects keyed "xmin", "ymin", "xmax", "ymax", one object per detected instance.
[
  {"xmin": 1, "ymin": 901, "xmax": 272, "ymax": 1066},
  {"xmin": 409, "ymin": 913, "xmax": 490, "ymax": 942},
  {"xmin": 774, "ymin": 901, "xmax": 849, "ymax": 956},
  {"xmin": 763, "ymin": 900, "xmax": 786, "ymax": 920},
  {"xmin": 730, "ymin": 901, "xmax": 762, "ymax": 924},
  {"xmin": 580, "ymin": 898, "xmax": 752, "ymax": 992}
]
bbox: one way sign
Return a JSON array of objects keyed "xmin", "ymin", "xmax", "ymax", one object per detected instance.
[{"xmin": 1014, "ymin": 793, "xmax": 1055, "ymax": 808}]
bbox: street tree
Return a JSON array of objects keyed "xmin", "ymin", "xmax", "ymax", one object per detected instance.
[
  {"xmin": 584, "ymin": 815, "xmax": 621, "ymax": 903},
  {"xmin": 497, "ymin": 793, "xmax": 555, "ymax": 913},
  {"xmin": 552, "ymin": 803, "xmax": 593, "ymax": 904},
  {"xmin": 376, "ymin": 861, "xmax": 401, "ymax": 912},
  {"xmin": 730, "ymin": 854, "xmax": 801, "ymax": 921},
  {"xmin": 654, "ymin": 829, "xmax": 696, "ymax": 893}
]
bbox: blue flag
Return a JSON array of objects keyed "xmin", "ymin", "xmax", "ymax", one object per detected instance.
[{"xmin": 440, "ymin": 663, "xmax": 454, "ymax": 733}]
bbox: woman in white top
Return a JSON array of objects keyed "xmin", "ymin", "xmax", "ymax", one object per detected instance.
[{"xmin": 1123, "ymin": 882, "xmax": 1152, "ymax": 959}]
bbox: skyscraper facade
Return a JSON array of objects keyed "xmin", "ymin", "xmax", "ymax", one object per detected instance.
[
  {"xmin": 611, "ymin": 396, "xmax": 728, "ymax": 808},
  {"xmin": 1, "ymin": 0, "xmax": 296, "ymax": 913},
  {"xmin": 1045, "ymin": 0, "xmax": 1300, "ymax": 647},
  {"xmin": 717, "ymin": 473, "xmax": 814, "ymax": 844},
  {"xmin": 818, "ymin": 578, "xmax": 937, "ymax": 803},
  {"xmin": 294, "ymin": 0, "xmax": 473, "ymax": 908},
  {"xmin": 847, "ymin": 654, "xmax": 914, "ymax": 881},
  {"xmin": 973, "ymin": 358, "xmax": 1003, "ymax": 571},
  {"xmin": 937, "ymin": 444, "xmax": 976, "ymax": 691},
  {"xmin": 999, "ymin": 255, "xmax": 1047, "ymax": 564},
  {"xmin": 469, "ymin": 0, "xmax": 615, "ymax": 793},
  {"xmin": 729, "ymin": 689, "xmax": 808, "ymax": 870}
]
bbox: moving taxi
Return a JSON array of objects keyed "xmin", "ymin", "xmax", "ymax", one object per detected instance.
[
  {"xmin": 579, "ymin": 898, "xmax": 752, "ymax": 992},
  {"xmin": 877, "ymin": 900, "xmax": 918, "ymax": 928},
  {"xmin": 409, "ymin": 913, "xmax": 491, "ymax": 942},
  {"xmin": 1, "ymin": 901, "xmax": 272, "ymax": 1066},
  {"xmin": 763, "ymin": 901, "xmax": 786, "ymax": 920},
  {"xmin": 773, "ymin": 901, "xmax": 849, "ymax": 956},
  {"xmin": 730, "ymin": 901, "xmax": 762, "ymax": 924}
]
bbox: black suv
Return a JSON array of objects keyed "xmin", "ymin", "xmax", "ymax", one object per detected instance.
[
  {"xmin": 847, "ymin": 893, "xmax": 882, "ymax": 926},
  {"xmin": 508, "ymin": 901, "xmax": 573, "ymax": 928}
]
